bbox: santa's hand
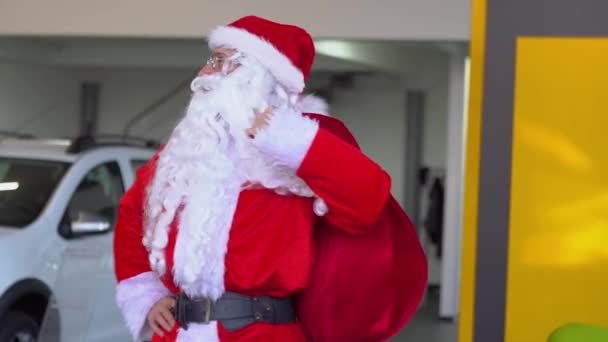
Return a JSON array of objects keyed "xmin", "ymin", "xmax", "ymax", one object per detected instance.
[
  {"xmin": 147, "ymin": 296, "xmax": 176, "ymax": 336},
  {"xmin": 246, "ymin": 106, "xmax": 273, "ymax": 138}
]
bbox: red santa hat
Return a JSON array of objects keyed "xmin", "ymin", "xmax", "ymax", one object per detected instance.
[{"xmin": 207, "ymin": 15, "xmax": 315, "ymax": 94}]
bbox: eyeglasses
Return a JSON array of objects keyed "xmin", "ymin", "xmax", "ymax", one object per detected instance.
[{"xmin": 205, "ymin": 52, "xmax": 242, "ymax": 73}]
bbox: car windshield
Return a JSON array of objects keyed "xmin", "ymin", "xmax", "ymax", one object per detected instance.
[{"xmin": 0, "ymin": 157, "xmax": 70, "ymax": 228}]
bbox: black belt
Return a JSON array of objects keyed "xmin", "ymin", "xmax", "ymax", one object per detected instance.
[{"xmin": 173, "ymin": 292, "xmax": 297, "ymax": 331}]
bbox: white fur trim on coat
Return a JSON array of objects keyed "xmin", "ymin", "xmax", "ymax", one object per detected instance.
[
  {"xmin": 116, "ymin": 272, "xmax": 171, "ymax": 342},
  {"xmin": 208, "ymin": 25, "xmax": 304, "ymax": 94},
  {"xmin": 252, "ymin": 108, "xmax": 319, "ymax": 170},
  {"xmin": 176, "ymin": 322, "xmax": 220, "ymax": 342}
]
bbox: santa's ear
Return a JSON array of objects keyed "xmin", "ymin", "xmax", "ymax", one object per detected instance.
[{"xmin": 297, "ymin": 94, "xmax": 330, "ymax": 116}]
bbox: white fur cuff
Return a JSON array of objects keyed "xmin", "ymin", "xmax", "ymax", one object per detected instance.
[
  {"xmin": 116, "ymin": 272, "xmax": 171, "ymax": 342},
  {"xmin": 252, "ymin": 109, "xmax": 319, "ymax": 169},
  {"xmin": 297, "ymin": 94, "xmax": 330, "ymax": 116}
]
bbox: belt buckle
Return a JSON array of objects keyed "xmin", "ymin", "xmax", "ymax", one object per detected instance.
[
  {"xmin": 201, "ymin": 297, "xmax": 212, "ymax": 325},
  {"xmin": 174, "ymin": 294, "xmax": 213, "ymax": 329},
  {"xmin": 174, "ymin": 293, "xmax": 189, "ymax": 330},
  {"xmin": 189, "ymin": 295, "xmax": 212, "ymax": 325}
]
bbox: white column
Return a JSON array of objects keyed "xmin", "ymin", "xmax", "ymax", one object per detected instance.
[{"xmin": 439, "ymin": 51, "xmax": 469, "ymax": 319}]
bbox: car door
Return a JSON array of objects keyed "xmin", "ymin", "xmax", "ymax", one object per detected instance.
[{"xmin": 54, "ymin": 160, "xmax": 128, "ymax": 342}]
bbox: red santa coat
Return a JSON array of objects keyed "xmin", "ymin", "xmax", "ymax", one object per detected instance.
[{"xmin": 113, "ymin": 112, "xmax": 427, "ymax": 342}]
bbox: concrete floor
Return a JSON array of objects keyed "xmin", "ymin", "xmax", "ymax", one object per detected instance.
[{"xmin": 389, "ymin": 289, "xmax": 458, "ymax": 342}]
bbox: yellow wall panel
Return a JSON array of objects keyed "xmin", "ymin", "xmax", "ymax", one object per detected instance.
[
  {"xmin": 506, "ymin": 37, "xmax": 608, "ymax": 342},
  {"xmin": 458, "ymin": 0, "xmax": 486, "ymax": 340}
]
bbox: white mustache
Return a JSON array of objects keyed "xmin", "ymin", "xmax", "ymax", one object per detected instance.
[{"xmin": 190, "ymin": 74, "xmax": 223, "ymax": 93}]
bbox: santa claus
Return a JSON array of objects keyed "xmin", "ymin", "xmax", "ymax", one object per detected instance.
[{"xmin": 113, "ymin": 15, "xmax": 427, "ymax": 342}]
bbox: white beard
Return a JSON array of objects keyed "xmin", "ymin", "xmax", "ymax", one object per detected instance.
[{"xmin": 142, "ymin": 59, "xmax": 315, "ymax": 298}]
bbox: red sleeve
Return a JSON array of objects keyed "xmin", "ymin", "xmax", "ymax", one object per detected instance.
[
  {"xmin": 113, "ymin": 151, "xmax": 159, "ymax": 282},
  {"xmin": 297, "ymin": 115, "xmax": 391, "ymax": 233}
]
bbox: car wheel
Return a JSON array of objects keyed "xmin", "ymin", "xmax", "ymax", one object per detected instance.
[{"xmin": 0, "ymin": 311, "xmax": 39, "ymax": 342}]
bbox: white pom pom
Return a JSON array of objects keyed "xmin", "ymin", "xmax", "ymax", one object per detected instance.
[{"xmin": 313, "ymin": 198, "xmax": 329, "ymax": 216}]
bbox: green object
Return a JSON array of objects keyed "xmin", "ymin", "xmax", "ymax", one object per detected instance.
[{"xmin": 548, "ymin": 323, "xmax": 608, "ymax": 342}]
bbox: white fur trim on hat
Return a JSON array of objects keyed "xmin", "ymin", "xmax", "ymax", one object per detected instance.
[{"xmin": 208, "ymin": 25, "xmax": 305, "ymax": 94}]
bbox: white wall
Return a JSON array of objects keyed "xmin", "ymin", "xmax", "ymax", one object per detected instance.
[
  {"xmin": 0, "ymin": 63, "xmax": 79, "ymax": 137},
  {"xmin": 416, "ymin": 65, "xmax": 450, "ymax": 287},
  {"xmin": 330, "ymin": 74, "xmax": 407, "ymax": 206},
  {"xmin": 1, "ymin": 59, "xmax": 460, "ymax": 318},
  {"xmin": 0, "ymin": 0, "xmax": 471, "ymax": 41},
  {"xmin": 0, "ymin": 62, "xmax": 439, "ymax": 211},
  {"xmin": 439, "ymin": 53, "xmax": 468, "ymax": 318},
  {"xmin": 0, "ymin": 64, "xmax": 196, "ymax": 140},
  {"xmin": 89, "ymin": 68, "xmax": 194, "ymax": 140},
  {"xmin": 328, "ymin": 72, "xmax": 450, "ymax": 289},
  {"xmin": 422, "ymin": 70, "xmax": 449, "ymax": 170},
  {"xmin": 329, "ymin": 72, "xmax": 449, "ymax": 209},
  {"xmin": 0, "ymin": 63, "xmax": 449, "ymax": 215},
  {"xmin": 0, "ymin": 59, "xmax": 453, "ymax": 299},
  {"xmin": 97, "ymin": 70, "xmax": 413, "ymax": 208},
  {"xmin": 0, "ymin": 41, "xmax": 463, "ymax": 315}
]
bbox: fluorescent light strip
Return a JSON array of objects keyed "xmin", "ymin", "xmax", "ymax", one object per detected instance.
[{"xmin": 0, "ymin": 182, "xmax": 19, "ymax": 191}]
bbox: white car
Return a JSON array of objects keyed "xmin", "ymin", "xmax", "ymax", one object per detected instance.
[{"xmin": 0, "ymin": 134, "xmax": 156, "ymax": 342}]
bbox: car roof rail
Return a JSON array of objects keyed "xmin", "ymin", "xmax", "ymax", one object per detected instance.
[
  {"xmin": 66, "ymin": 134, "xmax": 161, "ymax": 154},
  {"xmin": 0, "ymin": 130, "xmax": 34, "ymax": 139}
]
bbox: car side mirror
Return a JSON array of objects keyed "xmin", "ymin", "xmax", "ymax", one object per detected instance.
[{"xmin": 70, "ymin": 211, "xmax": 111, "ymax": 235}]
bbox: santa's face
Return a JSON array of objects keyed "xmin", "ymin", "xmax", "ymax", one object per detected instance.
[
  {"xmin": 198, "ymin": 47, "xmax": 241, "ymax": 78},
  {"xmin": 188, "ymin": 51, "xmax": 280, "ymax": 143}
]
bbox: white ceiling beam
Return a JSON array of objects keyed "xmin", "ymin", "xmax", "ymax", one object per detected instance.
[
  {"xmin": 0, "ymin": 37, "xmax": 372, "ymax": 72},
  {"xmin": 0, "ymin": 0, "xmax": 471, "ymax": 41},
  {"xmin": 314, "ymin": 40, "xmax": 449, "ymax": 76}
]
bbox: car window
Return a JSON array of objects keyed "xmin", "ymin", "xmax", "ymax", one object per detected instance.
[
  {"xmin": 65, "ymin": 162, "xmax": 124, "ymax": 227},
  {"xmin": 0, "ymin": 158, "xmax": 69, "ymax": 227},
  {"xmin": 130, "ymin": 159, "xmax": 149, "ymax": 176}
]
